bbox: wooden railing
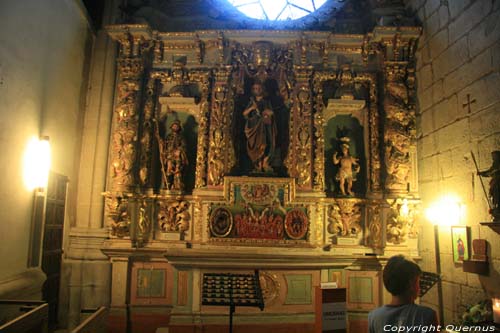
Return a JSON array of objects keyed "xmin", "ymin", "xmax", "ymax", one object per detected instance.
[
  {"xmin": 0, "ymin": 300, "xmax": 48, "ymax": 333},
  {"xmin": 70, "ymin": 307, "xmax": 108, "ymax": 333}
]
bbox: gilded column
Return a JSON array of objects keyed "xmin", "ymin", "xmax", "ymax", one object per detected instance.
[
  {"xmin": 109, "ymin": 29, "xmax": 151, "ymax": 191},
  {"xmin": 193, "ymin": 71, "xmax": 211, "ymax": 189},
  {"xmin": 383, "ymin": 63, "xmax": 416, "ymax": 194},
  {"xmin": 207, "ymin": 66, "xmax": 235, "ymax": 187},
  {"xmin": 312, "ymin": 74, "xmax": 326, "ymax": 192},
  {"xmin": 286, "ymin": 66, "xmax": 314, "ymax": 190},
  {"xmin": 379, "ymin": 29, "xmax": 419, "ymax": 195},
  {"xmin": 365, "ymin": 74, "xmax": 382, "ymax": 194},
  {"xmin": 137, "ymin": 75, "xmax": 157, "ymax": 193},
  {"xmin": 105, "ymin": 25, "xmax": 152, "ymax": 237}
]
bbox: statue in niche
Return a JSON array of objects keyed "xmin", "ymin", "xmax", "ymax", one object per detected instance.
[
  {"xmin": 478, "ymin": 150, "xmax": 500, "ymax": 221},
  {"xmin": 157, "ymin": 119, "xmax": 188, "ymax": 192},
  {"xmin": 333, "ymin": 136, "xmax": 360, "ymax": 196},
  {"xmin": 243, "ymin": 80, "xmax": 277, "ymax": 173},
  {"xmin": 231, "ymin": 42, "xmax": 290, "ymax": 176}
]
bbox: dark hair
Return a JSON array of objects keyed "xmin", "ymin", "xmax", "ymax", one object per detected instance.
[{"xmin": 383, "ymin": 255, "xmax": 421, "ymax": 296}]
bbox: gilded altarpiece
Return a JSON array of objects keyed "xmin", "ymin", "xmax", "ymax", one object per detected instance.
[{"xmin": 103, "ymin": 25, "xmax": 421, "ymax": 327}]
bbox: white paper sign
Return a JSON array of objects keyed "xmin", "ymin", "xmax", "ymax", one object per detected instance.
[
  {"xmin": 320, "ymin": 282, "xmax": 338, "ymax": 289},
  {"xmin": 322, "ymin": 302, "xmax": 346, "ymax": 331}
]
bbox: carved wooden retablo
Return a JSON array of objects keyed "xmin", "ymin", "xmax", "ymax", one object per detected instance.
[{"xmin": 102, "ymin": 25, "xmax": 421, "ymax": 252}]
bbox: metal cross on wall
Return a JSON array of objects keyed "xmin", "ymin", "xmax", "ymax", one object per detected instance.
[{"xmin": 462, "ymin": 94, "xmax": 476, "ymax": 113}]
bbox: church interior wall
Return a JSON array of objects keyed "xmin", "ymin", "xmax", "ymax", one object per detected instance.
[
  {"xmin": 2, "ymin": 0, "xmax": 500, "ymax": 331},
  {"xmin": 0, "ymin": 0, "xmax": 92, "ymax": 299},
  {"xmin": 407, "ymin": 0, "xmax": 500, "ymax": 324},
  {"xmin": 58, "ymin": 0, "xmax": 123, "ymax": 328}
]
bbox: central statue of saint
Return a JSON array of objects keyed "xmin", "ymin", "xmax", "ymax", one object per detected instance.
[{"xmin": 243, "ymin": 81, "xmax": 277, "ymax": 173}]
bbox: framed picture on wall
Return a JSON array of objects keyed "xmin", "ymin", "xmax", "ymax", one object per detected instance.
[{"xmin": 451, "ymin": 226, "xmax": 470, "ymax": 263}]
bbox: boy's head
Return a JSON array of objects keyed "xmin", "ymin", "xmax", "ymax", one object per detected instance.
[{"xmin": 383, "ymin": 255, "xmax": 421, "ymax": 299}]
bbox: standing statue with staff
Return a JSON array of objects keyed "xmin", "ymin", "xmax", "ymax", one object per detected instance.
[
  {"xmin": 475, "ymin": 150, "xmax": 500, "ymax": 221},
  {"xmin": 155, "ymin": 118, "xmax": 188, "ymax": 193}
]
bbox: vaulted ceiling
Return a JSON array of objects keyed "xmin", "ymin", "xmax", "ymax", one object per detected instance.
[{"xmin": 110, "ymin": 0, "xmax": 418, "ymax": 33}]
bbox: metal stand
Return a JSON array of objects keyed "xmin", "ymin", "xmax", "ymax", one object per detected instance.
[
  {"xmin": 229, "ymin": 302, "xmax": 235, "ymax": 333},
  {"xmin": 201, "ymin": 270, "xmax": 264, "ymax": 333}
]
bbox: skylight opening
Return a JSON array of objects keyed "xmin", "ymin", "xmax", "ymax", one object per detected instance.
[{"xmin": 227, "ymin": 0, "xmax": 328, "ymax": 21}]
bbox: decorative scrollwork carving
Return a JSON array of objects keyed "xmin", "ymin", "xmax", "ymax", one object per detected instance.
[
  {"xmin": 259, "ymin": 272, "xmax": 280, "ymax": 305},
  {"xmin": 194, "ymin": 71, "xmax": 211, "ymax": 189},
  {"xmin": 209, "ymin": 207, "xmax": 233, "ymax": 238},
  {"xmin": 386, "ymin": 198, "xmax": 419, "ymax": 244},
  {"xmin": 105, "ymin": 195, "xmax": 130, "ymax": 238},
  {"xmin": 110, "ymin": 55, "xmax": 146, "ymax": 192},
  {"xmin": 208, "ymin": 129, "xmax": 225, "ymax": 186},
  {"xmin": 366, "ymin": 203, "xmax": 383, "ymax": 249},
  {"xmin": 138, "ymin": 77, "xmax": 157, "ymax": 188},
  {"xmin": 327, "ymin": 199, "xmax": 363, "ymax": 237},
  {"xmin": 384, "ymin": 64, "xmax": 416, "ymax": 193},
  {"xmin": 207, "ymin": 67, "xmax": 235, "ymax": 186},
  {"xmin": 288, "ymin": 67, "xmax": 313, "ymax": 189},
  {"xmin": 158, "ymin": 200, "xmax": 191, "ymax": 233},
  {"xmin": 136, "ymin": 198, "xmax": 152, "ymax": 247}
]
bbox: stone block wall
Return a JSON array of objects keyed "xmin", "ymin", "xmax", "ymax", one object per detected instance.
[{"xmin": 406, "ymin": 0, "xmax": 500, "ymax": 324}]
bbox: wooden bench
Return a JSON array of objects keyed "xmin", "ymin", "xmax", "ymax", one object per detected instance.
[
  {"xmin": 0, "ymin": 300, "xmax": 48, "ymax": 333},
  {"xmin": 71, "ymin": 307, "xmax": 108, "ymax": 333}
]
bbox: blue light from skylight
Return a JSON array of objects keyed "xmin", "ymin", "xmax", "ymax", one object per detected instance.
[{"xmin": 227, "ymin": 0, "xmax": 329, "ymax": 21}]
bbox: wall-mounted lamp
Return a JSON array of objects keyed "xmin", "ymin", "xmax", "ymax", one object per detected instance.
[
  {"xmin": 424, "ymin": 194, "xmax": 465, "ymax": 325},
  {"xmin": 425, "ymin": 195, "xmax": 465, "ymax": 227},
  {"xmin": 23, "ymin": 136, "xmax": 51, "ymax": 191}
]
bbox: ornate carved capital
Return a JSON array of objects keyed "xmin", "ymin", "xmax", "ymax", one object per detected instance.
[
  {"xmin": 107, "ymin": 24, "xmax": 153, "ymax": 58},
  {"xmin": 157, "ymin": 200, "xmax": 191, "ymax": 233},
  {"xmin": 368, "ymin": 26, "xmax": 421, "ymax": 62},
  {"xmin": 104, "ymin": 194, "xmax": 131, "ymax": 238},
  {"xmin": 386, "ymin": 198, "xmax": 420, "ymax": 244},
  {"xmin": 327, "ymin": 199, "xmax": 363, "ymax": 238}
]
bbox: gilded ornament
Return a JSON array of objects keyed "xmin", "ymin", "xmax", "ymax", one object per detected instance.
[
  {"xmin": 208, "ymin": 129, "xmax": 225, "ymax": 186},
  {"xmin": 136, "ymin": 199, "xmax": 151, "ymax": 247},
  {"xmin": 158, "ymin": 200, "xmax": 190, "ymax": 233},
  {"xmin": 209, "ymin": 207, "xmax": 233, "ymax": 238},
  {"xmin": 284, "ymin": 208, "xmax": 308, "ymax": 240},
  {"xmin": 366, "ymin": 204, "xmax": 383, "ymax": 249},
  {"xmin": 106, "ymin": 196, "xmax": 130, "ymax": 238},
  {"xmin": 327, "ymin": 199, "xmax": 362, "ymax": 237},
  {"xmin": 385, "ymin": 198, "xmax": 419, "ymax": 244},
  {"xmin": 383, "ymin": 63, "xmax": 415, "ymax": 193},
  {"xmin": 258, "ymin": 272, "xmax": 280, "ymax": 305}
]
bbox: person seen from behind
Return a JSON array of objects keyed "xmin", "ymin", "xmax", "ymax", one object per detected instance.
[{"xmin": 368, "ymin": 255, "xmax": 439, "ymax": 333}]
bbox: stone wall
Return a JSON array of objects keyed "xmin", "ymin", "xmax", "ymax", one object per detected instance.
[
  {"xmin": 406, "ymin": 0, "xmax": 500, "ymax": 324},
  {"xmin": 0, "ymin": 0, "xmax": 92, "ymax": 296},
  {"xmin": 59, "ymin": 0, "xmax": 123, "ymax": 328}
]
